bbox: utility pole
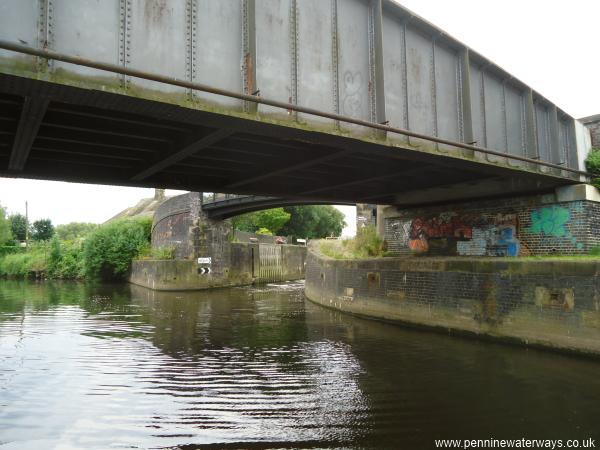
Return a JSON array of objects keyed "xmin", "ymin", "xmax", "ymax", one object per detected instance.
[{"xmin": 25, "ymin": 201, "xmax": 29, "ymax": 248}]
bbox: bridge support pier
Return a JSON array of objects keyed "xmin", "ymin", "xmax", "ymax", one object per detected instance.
[
  {"xmin": 137, "ymin": 192, "xmax": 307, "ymax": 291},
  {"xmin": 190, "ymin": 206, "xmax": 233, "ymax": 278}
]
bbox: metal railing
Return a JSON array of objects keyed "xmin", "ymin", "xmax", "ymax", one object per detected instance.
[{"xmin": 0, "ymin": 39, "xmax": 591, "ymax": 179}]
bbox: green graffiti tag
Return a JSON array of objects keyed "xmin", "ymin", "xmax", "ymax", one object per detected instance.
[
  {"xmin": 528, "ymin": 205, "xmax": 583, "ymax": 250},
  {"xmin": 529, "ymin": 206, "xmax": 570, "ymax": 237}
]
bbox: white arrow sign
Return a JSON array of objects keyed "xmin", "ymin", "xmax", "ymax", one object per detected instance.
[{"xmin": 198, "ymin": 267, "xmax": 211, "ymax": 275}]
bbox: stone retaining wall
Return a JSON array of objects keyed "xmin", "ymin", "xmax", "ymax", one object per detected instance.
[
  {"xmin": 130, "ymin": 243, "xmax": 307, "ymax": 291},
  {"xmin": 305, "ymin": 245, "xmax": 600, "ymax": 356}
]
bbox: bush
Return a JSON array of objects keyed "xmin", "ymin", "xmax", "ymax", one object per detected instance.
[
  {"xmin": 47, "ymin": 237, "xmax": 62, "ymax": 276},
  {"xmin": 0, "ymin": 245, "xmax": 23, "ymax": 258},
  {"xmin": 83, "ymin": 217, "xmax": 152, "ymax": 280},
  {"xmin": 319, "ymin": 226, "xmax": 385, "ymax": 259},
  {"xmin": 0, "ymin": 203, "xmax": 12, "ymax": 245},
  {"xmin": 585, "ymin": 148, "xmax": 600, "ymax": 173},
  {"xmin": 0, "ymin": 253, "xmax": 32, "ymax": 277},
  {"xmin": 46, "ymin": 237, "xmax": 85, "ymax": 279},
  {"xmin": 0, "ymin": 251, "xmax": 46, "ymax": 278},
  {"xmin": 348, "ymin": 226, "xmax": 385, "ymax": 258},
  {"xmin": 585, "ymin": 148, "xmax": 600, "ymax": 189}
]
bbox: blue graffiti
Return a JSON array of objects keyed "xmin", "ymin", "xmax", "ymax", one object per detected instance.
[{"xmin": 497, "ymin": 226, "xmax": 519, "ymax": 257}]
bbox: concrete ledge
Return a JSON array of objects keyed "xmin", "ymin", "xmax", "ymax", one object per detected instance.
[
  {"xmin": 306, "ymin": 246, "xmax": 600, "ymax": 357},
  {"xmin": 314, "ymin": 255, "xmax": 600, "ymax": 277},
  {"xmin": 555, "ymin": 184, "xmax": 600, "ymax": 203}
]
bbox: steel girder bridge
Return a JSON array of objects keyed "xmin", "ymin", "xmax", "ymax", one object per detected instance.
[{"xmin": 0, "ymin": 0, "xmax": 590, "ymax": 208}]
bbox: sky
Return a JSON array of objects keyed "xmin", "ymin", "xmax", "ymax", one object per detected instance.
[{"xmin": 1, "ymin": 0, "xmax": 598, "ymax": 235}]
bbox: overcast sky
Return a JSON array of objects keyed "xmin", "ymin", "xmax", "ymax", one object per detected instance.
[{"xmin": 1, "ymin": 0, "xmax": 598, "ymax": 235}]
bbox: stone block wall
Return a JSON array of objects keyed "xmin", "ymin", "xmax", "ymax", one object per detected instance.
[
  {"xmin": 582, "ymin": 115, "xmax": 600, "ymax": 148},
  {"xmin": 130, "ymin": 243, "xmax": 307, "ymax": 291},
  {"xmin": 152, "ymin": 192, "xmax": 199, "ymax": 260},
  {"xmin": 152, "ymin": 192, "xmax": 232, "ymax": 274},
  {"xmin": 383, "ymin": 190, "xmax": 600, "ymax": 257},
  {"xmin": 305, "ymin": 247, "xmax": 600, "ymax": 356}
]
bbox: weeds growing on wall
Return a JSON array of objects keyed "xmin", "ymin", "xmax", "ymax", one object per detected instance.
[{"xmin": 137, "ymin": 245, "xmax": 176, "ymax": 261}]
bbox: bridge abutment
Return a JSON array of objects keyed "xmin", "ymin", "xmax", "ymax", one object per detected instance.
[
  {"xmin": 380, "ymin": 184, "xmax": 600, "ymax": 257},
  {"xmin": 130, "ymin": 192, "xmax": 306, "ymax": 291}
]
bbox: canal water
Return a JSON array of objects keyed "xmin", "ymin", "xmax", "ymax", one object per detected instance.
[{"xmin": 0, "ymin": 281, "xmax": 598, "ymax": 449}]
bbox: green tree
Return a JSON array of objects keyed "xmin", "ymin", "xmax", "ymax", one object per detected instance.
[
  {"xmin": 278, "ymin": 205, "xmax": 346, "ymax": 239},
  {"xmin": 31, "ymin": 219, "xmax": 55, "ymax": 241},
  {"xmin": 56, "ymin": 222, "xmax": 98, "ymax": 241},
  {"xmin": 0, "ymin": 204, "xmax": 12, "ymax": 245},
  {"xmin": 83, "ymin": 217, "xmax": 152, "ymax": 281},
  {"xmin": 9, "ymin": 214, "xmax": 27, "ymax": 242},
  {"xmin": 232, "ymin": 208, "xmax": 291, "ymax": 235}
]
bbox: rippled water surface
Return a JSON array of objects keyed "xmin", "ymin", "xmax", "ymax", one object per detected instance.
[{"xmin": 0, "ymin": 281, "xmax": 599, "ymax": 449}]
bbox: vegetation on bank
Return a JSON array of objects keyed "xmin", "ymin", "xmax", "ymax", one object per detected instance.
[
  {"xmin": 232, "ymin": 208, "xmax": 291, "ymax": 236},
  {"xmin": 0, "ymin": 209, "xmax": 152, "ymax": 281},
  {"xmin": 320, "ymin": 226, "xmax": 385, "ymax": 259},
  {"xmin": 0, "ymin": 199, "xmax": 345, "ymax": 280}
]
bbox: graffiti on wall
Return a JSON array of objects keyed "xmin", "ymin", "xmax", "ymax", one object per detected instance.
[
  {"xmin": 527, "ymin": 205, "xmax": 583, "ymax": 250},
  {"xmin": 390, "ymin": 220, "xmax": 412, "ymax": 247},
  {"xmin": 456, "ymin": 224, "xmax": 520, "ymax": 257},
  {"xmin": 397, "ymin": 212, "xmax": 521, "ymax": 257},
  {"xmin": 529, "ymin": 206, "xmax": 570, "ymax": 237},
  {"xmin": 387, "ymin": 201, "xmax": 590, "ymax": 257}
]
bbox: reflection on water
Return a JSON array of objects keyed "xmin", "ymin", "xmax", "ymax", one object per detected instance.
[{"xmin": 0, "ymin": 281, "xmax": 598, "ymax": 449}]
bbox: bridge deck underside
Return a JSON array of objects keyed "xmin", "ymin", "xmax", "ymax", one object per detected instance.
[{"xmin": 0, "ymin": 74, "xmax": 573, "ymax": 207}]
